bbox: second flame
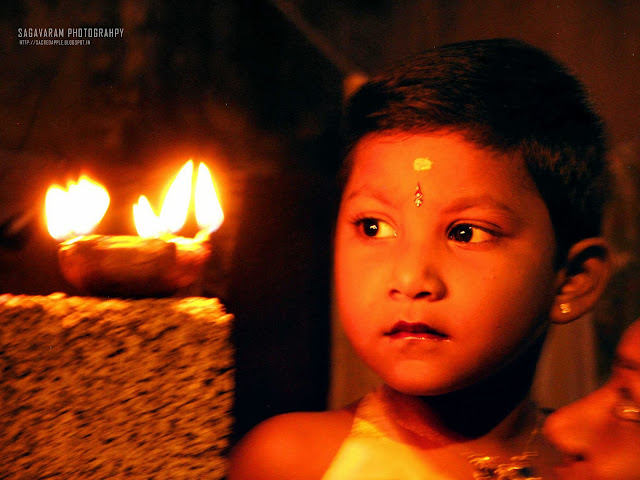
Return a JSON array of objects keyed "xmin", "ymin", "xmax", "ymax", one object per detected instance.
[{"xmin": 133, "ymin": 160, "xmax": 224, "ymax": 238}]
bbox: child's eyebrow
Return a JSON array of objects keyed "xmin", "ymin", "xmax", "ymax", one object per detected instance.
[
  {"xmin": 342, "ymin": 191, "xmax": 520, "ymax": 217},
  {"xmin": 441, "ymin": 195, "xmax": 518, "ymax": 216},
  {"xmin": 342, "ymin": 187, "xmax": 397, "ymax": 208}
]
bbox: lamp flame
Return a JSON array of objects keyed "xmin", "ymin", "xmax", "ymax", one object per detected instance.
[
  {"xmin": 133, "ymin": 160, "xmax": 224, "ymax": 238},
  {"xmin": 195, "ymin": 162, "xmax": 224, "ymax": 233},
  {"xmin": 45, "ymin": 176, "xmax": 110, "ymax": 240},
  {"xmin": 132, "ymin": 195, "xmax": 161, "ymax": 238},
  {"xmin": 159, "ymin": 160, "xmax": 194, "ymax": 234}
]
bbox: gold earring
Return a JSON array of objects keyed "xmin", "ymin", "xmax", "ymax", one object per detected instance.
[{"xmin": 560, "ymin": 303, "xmax": 572, "ymax": 314}]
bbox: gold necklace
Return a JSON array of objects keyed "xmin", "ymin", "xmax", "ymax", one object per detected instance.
[{"xmin": 464, "ymin": 412, "xmax": 543, "ymax": 480}]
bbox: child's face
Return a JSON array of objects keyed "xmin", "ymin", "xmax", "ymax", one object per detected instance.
[{"xmin": 334, "ymin": 131, "xmax": 559, "ymax": 396}]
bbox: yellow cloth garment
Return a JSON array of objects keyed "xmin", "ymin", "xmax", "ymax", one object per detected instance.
[{"xmin": 321, "ymin": 387, "xmax": 452, "ymax": 479}]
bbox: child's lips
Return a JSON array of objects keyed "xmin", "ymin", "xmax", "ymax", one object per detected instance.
[{"xmin": 385, "ymin": 320, "xmax": 449, "ymax": 340}]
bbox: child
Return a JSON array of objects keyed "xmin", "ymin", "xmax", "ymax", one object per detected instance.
[
  {"xmin": 229, "ymin": 38, "xmax": 612, "ymax": 479},
  {"xmin": 544, "ymin": 316, "xmax": 640, "ymax": 479}
]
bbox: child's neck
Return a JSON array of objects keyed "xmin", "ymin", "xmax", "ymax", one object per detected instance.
[{"xmin": 384, "ymin": 339, "xmax": 543, "ymax": 446}]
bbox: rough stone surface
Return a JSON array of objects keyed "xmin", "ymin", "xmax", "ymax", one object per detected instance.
[{"xmin": 0, "ymin": 293, "xmax": 234, "ymax": 479}]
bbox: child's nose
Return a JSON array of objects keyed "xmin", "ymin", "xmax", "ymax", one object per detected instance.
[{"xmin": 388, "ymin": 246, "xmax": 446, "ymax": 301}]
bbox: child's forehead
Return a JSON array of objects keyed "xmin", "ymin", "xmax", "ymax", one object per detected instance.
[
  {"xmin": 343, "ymin": 132, "xmax": 546, "ymax": 218},
  {"xmin": 353, "ymin": 131, "xmax": 496, "ymax": 164},
  {"xmin": 349, "ymin": 131, "xmax": 532, "ymax": 185}
]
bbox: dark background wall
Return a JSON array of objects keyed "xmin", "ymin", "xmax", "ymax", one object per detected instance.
[{"xmin": 1, "ymin": 0, "xmax": 638, "ymax": 442}]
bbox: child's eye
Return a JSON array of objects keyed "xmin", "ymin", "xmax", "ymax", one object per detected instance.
[
  {"xmin": 354, "ymin": 217, "xmax": 396, "ymax": 239},
  {"xmin": 448, "ymin": 223, "xmax": 496, "ymax": 243},
  {"xmin": 612, "ymin": 387, "xmax": 640, "ymax": 423}
]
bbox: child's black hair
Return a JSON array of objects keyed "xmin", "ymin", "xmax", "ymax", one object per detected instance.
[{"xmin": 342, "ymin": 38, "xmax": 610, "ymax": 263}]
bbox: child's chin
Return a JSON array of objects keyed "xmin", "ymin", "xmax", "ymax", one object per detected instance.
[{"xmin": 385, "ymin": 378, "xmax": 459, "ymax": 397}]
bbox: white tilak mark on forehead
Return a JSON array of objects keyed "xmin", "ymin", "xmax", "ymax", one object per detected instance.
[{"xmin": 413, "ymin": 157, "xmax": 433, "ymax": 171}]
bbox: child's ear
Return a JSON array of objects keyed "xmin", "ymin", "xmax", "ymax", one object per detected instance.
[{"xmin": 551, "ymin": 237, "xmax": 611, "ymax": 324}]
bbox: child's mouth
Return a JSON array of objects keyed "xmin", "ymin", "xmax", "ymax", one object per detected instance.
[{"xmin": 386, "ymin": 320, "xmax": 449, "ymax": 340}]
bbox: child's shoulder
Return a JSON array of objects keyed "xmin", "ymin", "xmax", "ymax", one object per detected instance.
[{"xmin": 228, "ymin": 406, "xmax": 356, "ymax": 480}]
